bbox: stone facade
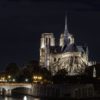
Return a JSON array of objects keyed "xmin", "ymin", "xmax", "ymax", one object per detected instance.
[{"xmin": 39, "ymin": 16, "xmax": 92, "ymax": 75}]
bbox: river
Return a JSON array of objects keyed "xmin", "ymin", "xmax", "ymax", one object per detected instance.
[
  {"xmin": 0, "ymin": 95, "xmax": 41, "ymax": 100},
  {"xmin": 0, "ymin": 95, "xmax": 98, "ymax": 100}
]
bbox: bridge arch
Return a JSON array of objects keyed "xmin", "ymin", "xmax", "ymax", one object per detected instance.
[
  {"xmin": 0, "ymin": 83, "xmax": 32, "ymax": 96},
  {"xmin": 12, "ymin": 87, "xmax": 32, "ymax": 95},
  {"xmin": 12, "ymin": 87, "xmax": 31, "ymax": 91}
]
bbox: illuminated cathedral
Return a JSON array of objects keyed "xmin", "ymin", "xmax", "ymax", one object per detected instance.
[{"xmin": 39, "ymin": 16, "xmax": 95, "ymax": 75}]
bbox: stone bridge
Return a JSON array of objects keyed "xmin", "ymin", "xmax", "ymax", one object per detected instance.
[{"xmin": 0, "ymin": 83, "xmax": 32, "ymax": 96}]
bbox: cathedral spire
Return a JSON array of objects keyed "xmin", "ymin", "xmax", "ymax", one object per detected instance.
[
  {"xmin": 62, "ymin": 14, "xmax": 75, "ymax": 52},
  {"xmin": 64, "ymin": 15, "xmax": 69, "ymax": 36},
  {"xmin": 63, "ymin": 15, "xmax": 70, "ymax": 47}
]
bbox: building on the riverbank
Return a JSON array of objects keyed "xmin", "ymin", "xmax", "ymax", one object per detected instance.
[{"xmin": 39, "ymin": 16, "xmax": 96, "ymax": 75}]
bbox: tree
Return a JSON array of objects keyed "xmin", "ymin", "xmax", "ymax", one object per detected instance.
[
  {"xmin": 40, "ymin": 67, "xmax": 52, "ymax": 80},
  {"xmin": 17, "ymin": 60, "xmax": 41, "ymax": 82},
  {"xmin": 52, "ymin": 69, "xmax": 67, "ymax": 83}
]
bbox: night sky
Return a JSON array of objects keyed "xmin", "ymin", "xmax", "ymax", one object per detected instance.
[{"xmin": 0, "ymin": 0, "xmax": 100, "ymax": 70}]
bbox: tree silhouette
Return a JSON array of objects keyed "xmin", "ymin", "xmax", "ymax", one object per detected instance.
[{"xmin": 52, "ymin": 69, "xmax": 67, "ymax": 83}]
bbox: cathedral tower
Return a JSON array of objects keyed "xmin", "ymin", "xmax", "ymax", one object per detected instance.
[{"xmin": 40, "ymin": 33, "xmax": 55, "ymax": 70}]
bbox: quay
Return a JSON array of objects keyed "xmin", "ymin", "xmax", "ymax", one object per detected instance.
[{"xmin": 0, "ymin": 83, "xmax": 95, "ymax": 99}]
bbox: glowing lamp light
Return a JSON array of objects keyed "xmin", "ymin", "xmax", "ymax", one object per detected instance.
[
  {"xmin": 33, "ymin": 76, "xmax": 43, "ymax": 80},
  {"xmin": 8, "ymin": 75, "xmax": 11, "ymax": 79},
  {"xmin": 33, "ymin": 75, "xmax": 43, "ymax": 83},
  {"xmin": 38, "ymin": 76, "xmax": 42, "ymax": 80},
  {"xmin": 25, "ymin": 78, "xmax": 28, "ymax": 82},
  {"xmin": 33, "ymin": 76, "xmax": 38, "ymax": 80},
  {"xmin": 13, "ymin": 79, "xmax": 16, "ymax": 82}
]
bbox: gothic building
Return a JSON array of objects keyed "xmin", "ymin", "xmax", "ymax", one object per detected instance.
[{"xmin": 39, "ymin": 16, "xmax": 93, "ymax": 75}]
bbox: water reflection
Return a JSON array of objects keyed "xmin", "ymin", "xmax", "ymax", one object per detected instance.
[
  {"xmin": 0, "ymin": 95, "xmax": 40, "ymax": 100},
  {"xmin": 5, "ymin": 97, "xmax": 8, "ymax": 100},
  {"xmin": 5, "ymin": 97, "xmax": 13, "ymax": 100},
  {"xmin": 23, "ymin": 96, "xmax": 27, "ymax": 100},
  {"xmin": 4, "ymin": 97, "xmax": 17, "ymax": 100},
  {"xmin": 34, "ymin": 98, "xmax": 40, "ymax": 100}
]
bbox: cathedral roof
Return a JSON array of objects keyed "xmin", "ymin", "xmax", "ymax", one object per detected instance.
[
  {"xmin": 62, "ymin": 43, "xmax": 78, "ymax": 52},
  {"xmin": 50, "ymin": 46, "xmax": 62, "ymax": 53},
  {"xmin": 77, "ymin": 46, "xmax": 85, "ymax": 52},
  {"xmin": 50, "ymin": 44, "xmax": 86, "ymax": 53}
]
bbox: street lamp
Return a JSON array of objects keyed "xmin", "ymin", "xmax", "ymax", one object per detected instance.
[
  {"xmin": 8, "ymin": 75, "xmax": 11, "ymax": 79},
  {"xmin": 33, "ymin": 75, "xmax": 43, "ymax": 83},
  {"xmin": 12, "ymin": 79, "xmax": 16, "ymax": 82},
  {"xmin": 25, "ymin": 78, "xmax": 29, "ymax": 82}
]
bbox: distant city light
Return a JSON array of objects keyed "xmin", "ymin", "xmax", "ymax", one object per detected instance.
[
  {"xmin": 12, "ymin": 79, "xmax": 16, "ymax": 82},
  {"xmin": 25, "ymin": 78, "xmax": 29, "ymax": 82},
  {"xmin": 33, "ymin": 75, "xmax": 43, "ymax": 83},
  {"xmin": 37, "ymin": 76, "xmax": 42, "ymax": 80},
  {"xmin": 8, "ymin": 75, "xmax": 11, "ymax": 79},
  {"xmin": 33, "ymin": 76, "xmax": 38, "ymax": 80}
]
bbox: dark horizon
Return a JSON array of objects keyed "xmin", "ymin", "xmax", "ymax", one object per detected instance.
[{"xmin": 0, "ymin": 1, "xmax": 100, "ymax": 70}]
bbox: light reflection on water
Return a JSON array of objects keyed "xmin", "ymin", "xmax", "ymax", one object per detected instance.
[
  {"xmin": 0, "ymin": 96, "xmax": 41, "ymax": 100},
  {"xmin": 33, "ymin": 97, "xmax": 40, "ymax": 100},
  {"xmin": 23, "ymin": 96, "xmax": 27, "ymax": 100}
]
